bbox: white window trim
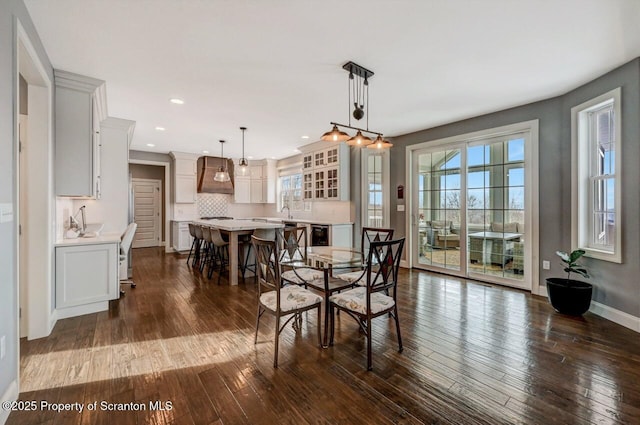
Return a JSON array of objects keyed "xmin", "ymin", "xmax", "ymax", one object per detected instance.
[
  {"xmin": 571, "ymin": 87, "xmax": 622, "ymax": 263},
  {"xmin": 361, "ymin": 149, "xmax": 390, "ymax": 227}
]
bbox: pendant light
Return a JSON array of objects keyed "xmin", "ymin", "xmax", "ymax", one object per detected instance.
[
  {"xmin": 238, "ymin": 126, "xmax": 249, "ymax": 175},
  {"xmin": 321, "ymin": 61, "xmax": 390, "ymax": 149},
  {"xmin": 213, "ymin": 140, "xmax": 231, "ymax": 182},
  {"xmin": 366, "ymin": 134, "xmax": 393, "ymax": 150},
  {"xmin": 321, "ymin": 124, "xmax": 350, "ymax": 142},
  {"xmin": 346, "ymin": 130, "xmax": 373, "ymax": 147}
]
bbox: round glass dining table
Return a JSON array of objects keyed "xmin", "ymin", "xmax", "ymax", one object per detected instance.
[{"xmin": 280, "ymin": 246, "xmax": 364, "ymax": 347}]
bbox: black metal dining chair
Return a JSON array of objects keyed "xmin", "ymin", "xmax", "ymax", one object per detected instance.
[
  {"xmin": 276, "ymin": 226, "xmax": 324, "ymax": 287},
  {"xmin": 252, "ymin": 235, "xmax": 322, "ymax": 367},
  {"xmin": 335, "ymin": 227, "xmax": 394, "ymax": 285},
  {"xmin": 329, "ymin": 237, "xmax": 405, "ymax": 370}
]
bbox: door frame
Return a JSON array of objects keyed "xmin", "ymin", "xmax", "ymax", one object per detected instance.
[
  {"xmin": 132, "ymin": 178, "xmax": 162, "ymax": 248},
  {"xmin": 129, "ymin": 159, "xmax": 172, "ymax": 251},
  {"xmin": 406, "ymin": 120, "xmax": 540, "ymax": 294},
  {"xmin": 15, "ymin": 18, "xmax": 55, "ymax": 346}
]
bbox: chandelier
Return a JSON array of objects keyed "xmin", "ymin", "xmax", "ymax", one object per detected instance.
[{"xmin": 321, "ymin": 61, "xmax": 392, "ymax": 149}]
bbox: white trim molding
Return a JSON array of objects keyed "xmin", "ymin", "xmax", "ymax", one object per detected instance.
[
  {"xmin": 571, "ymin": 87, "xmax": 622, "ymax": 263},
  {"xmin": 0, "ymin": 379, "xmax": 19, "ymax": 424},
  {"xmin": 590, "ymin": 301, "xmax": 640, "ymax": 333}
]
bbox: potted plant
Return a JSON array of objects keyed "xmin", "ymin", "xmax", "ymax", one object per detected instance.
[{"xmin": 546, "ymin": 249, "xmax": 593, "ymax": 316}]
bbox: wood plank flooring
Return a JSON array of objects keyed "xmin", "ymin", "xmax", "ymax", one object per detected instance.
[{"xmin": 9, "ymin": 247, "xmax": 640, "ymax": 424}]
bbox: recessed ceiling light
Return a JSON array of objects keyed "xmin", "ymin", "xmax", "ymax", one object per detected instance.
[
  {"xmin": 202, "ymin": 150, "xmax": 209, "ymax": 154},
  {"xmin": 301, "ymin": 135, "xmax": 310, "ymax": 139},
  {"xmin": 248, "ymin": 156, "xmax": 254, "ymax": 159},
  {"xmin": 293, "ymin": 148, "xmax": 301, "ymax": 153},
  {"xmin": 169, "ymin": 98, "xmax": 184, "ymax": 105},
  {"xmin": 270, "ymin": 156, "xmax": 276, "ymax": 160},
  {"xmin": 155, "ymin": 126, "xmax": 166, "ymax": 131},
  {"xmin": 146, "ymin": 143, "xmax": 155, "ymax": 147}
]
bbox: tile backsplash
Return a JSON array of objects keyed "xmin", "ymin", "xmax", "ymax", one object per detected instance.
[{"xmin": 197, "ymin": 194, "xmax": 231, "ymax": 217}]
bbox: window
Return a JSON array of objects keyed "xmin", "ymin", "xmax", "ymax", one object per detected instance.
[
  {"xmin": 279, "ymin": 173, "xmax": 303, "ymax": 211},
  {"xmin": 362, "ymin": 149, "xmax": 389, "ymax": 227},
  {"xmin": 572, "ymin": 87, "xmax": 621, "ymax": 263}
]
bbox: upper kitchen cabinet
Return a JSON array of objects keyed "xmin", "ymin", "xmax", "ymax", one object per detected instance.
[
  {"xmin": 170, "ymin": 152, "xmax": 199, "ymax": 203},
  {"xmin": 233, "ymin": 159, "xmax": 276, "ymax": 204},
  {"xmin": 301, "ymin": 142, "xmax": 349, "ymax": 201},
  {"xmin": 54, "ymin": 70, "xmax": 107, "ymax": 198}
]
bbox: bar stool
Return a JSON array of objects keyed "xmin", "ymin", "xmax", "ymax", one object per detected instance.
[
  {"xmin": 192, "ymin": 225, "xmax": 205, "ymax": 267},
  {"xmin": 210, "ymin": 227, "xmax": 230, "ymax": 285},
  {"xmin": 238, "ymin": 234, "xmax": 256, "ymax": 281},
  {"xmin": 186, "ymin": 223, "xmax": 199, "ymax": 265},
  {"xmin": 200, "ymin": 226, "xmax": 215, "ymax": 276}
]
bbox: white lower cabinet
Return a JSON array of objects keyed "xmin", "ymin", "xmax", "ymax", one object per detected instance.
[
  {"xmin": 55, "ymin": 242, "xmax": 119, "ymax": 315},
  {"xmin": 172, "ymin": 221, "xmax": 194, "ymax": 251}
]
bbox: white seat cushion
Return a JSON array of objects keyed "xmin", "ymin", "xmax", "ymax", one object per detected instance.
[
  {"xmin": 336, "ymin": 270, "xmax": 368, "ymax": 285},
  {"xmin": 282, "ymin": 268, "xmax": 324, "ymax": 284},
  {"xmin": 260, "ymin": 285, "xmax": 322, "ymax": 313},
  {"xmin": 329, "ymin": 287, "xmax": 395, "ymax": 315},
  {"xmin": 336, "ymin": 270, "xmax": 385, "ymax": 286}
]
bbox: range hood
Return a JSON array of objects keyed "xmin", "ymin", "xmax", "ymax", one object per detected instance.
[{"xmin": 197, "ymin": 156, "xmax": 234, "ymax": 194}]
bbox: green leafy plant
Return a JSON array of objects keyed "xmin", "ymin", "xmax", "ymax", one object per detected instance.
[{"xmin": 556, "ymin": 249, "xmax": 590, "ymax": 280}]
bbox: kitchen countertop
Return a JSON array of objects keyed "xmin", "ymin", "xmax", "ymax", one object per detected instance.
[
  {"xmin": 253, "ymin": 217, "xmax": 354, "ymax": 226},
  {"xmin": 56, "ymin": 232, "xmax": 122, "ymax": 247},
  {"xmin": 192, "ymin": 219, "xmax": 284, "ymax": 231}
]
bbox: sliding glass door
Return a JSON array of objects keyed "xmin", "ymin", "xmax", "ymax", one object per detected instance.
[
  {"xmin": 412, "ymin": 130, "xmax": 530, "ymax": 289},
  {"xmin": 416, "ymin": 147, "xmax": 464, "ymax": 273}
]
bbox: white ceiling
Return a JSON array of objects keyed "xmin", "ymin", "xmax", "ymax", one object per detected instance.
[{"xmin": 25, "ymin": 0, "xmax": 640, "ymax": 160}]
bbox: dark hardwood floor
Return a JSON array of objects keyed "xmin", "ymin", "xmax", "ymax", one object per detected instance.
[{"xmin": 9, "ymin": 247, "xmax": 640, "ymax": 424}]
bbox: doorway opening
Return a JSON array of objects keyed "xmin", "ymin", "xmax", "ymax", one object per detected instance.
[{"xmin": 129, "ymin": 163, "xmax": 167, "ymax": 248}]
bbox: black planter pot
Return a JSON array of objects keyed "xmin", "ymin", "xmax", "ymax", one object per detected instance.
[{"xmin": 546, "ymin": 278, "xmax": 593, "ymax": 316}]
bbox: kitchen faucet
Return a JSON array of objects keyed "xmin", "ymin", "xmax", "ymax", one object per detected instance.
[
  {"xmin": 281, "ymin": 205, "xmax": 293, "ymax": 220},
  {"xmin": 69, "ymin": 205, "xmax": 87, "ymax": 235}
]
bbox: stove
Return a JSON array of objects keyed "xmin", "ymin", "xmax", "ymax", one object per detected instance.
[{"xmin": 200, "ymin": 216, "xmax": 233, "ymax": 220}]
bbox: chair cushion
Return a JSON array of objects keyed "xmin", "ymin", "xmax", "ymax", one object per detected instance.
[
  {"xmin": 282, "ymin": 268, "xmax": 324, "ymax": 284},
  {"xmin": 329, "ymin": 287, "xmax": 395, "ymax": 315},
  {"xmin": 260, "ymin": 286, "xmax": 322, "ymax": 313},
  {"xmin": 336, "ymin": 270, "xmax": 366, "ymax": 285}
]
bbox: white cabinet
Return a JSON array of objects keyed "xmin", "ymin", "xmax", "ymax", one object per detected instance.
[
  {"xmin": 55, "ymin": 242, "xmax": 119, "ymax": 310},
  {"xmin": 250, "ymin": 178, "xmax": 264, "ymax": 203},
  {"xmin": 302, "ymin": 143, "xmax": 349, "ymax": 201},
  {"xmin": 172, "ymin": 221, "xmax": 194, "ymax": 251},
  {"xmin": 234, "ymin": 159, "xmax": 276, "ymax": 204},
  {"xmin": 171, "ymin": 152, "xmax": 198, "ymax": 204},
  {"xmin": 54, "ymin": 70, "xmax": 107, "ymax": 198}
]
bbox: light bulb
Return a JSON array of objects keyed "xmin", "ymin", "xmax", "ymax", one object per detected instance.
[
  {"xmin": 377, "ymin": 142, "xmax": 383, "ymax": 149},
  {"xmin": 333, "ymin": 134, "xmax": 338, "ymax": 141}
]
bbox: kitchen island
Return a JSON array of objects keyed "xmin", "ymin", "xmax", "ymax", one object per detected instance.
[{"xmin": 192, "ymin": 219, "xmax": 284, "ymax": 285}]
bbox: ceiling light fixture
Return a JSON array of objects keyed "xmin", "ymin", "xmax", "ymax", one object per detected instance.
[
  {"xmin": 155, "ymin": 126, "xmax": 166, "ymax": 131},
  {"xmin": 146, "ymin": 143, "xmax": 155, "ymax": 147},
  {"xmin": 321, "ymin": 61, "xmax": 391, "ymax": 149},
  {"xmin": 213, "ymin": 140, "xmax": 231, "ymax": 182},
  {"xmin": 169, "ymin": 98, "xmax": 184, "ymax": 105},
  {"xmin": 203, "ymin": 150, "xmax": 209, "ymax": 154},
  {"xmin": 238, "ymin": 126, "xmax": 249, "ymax": 175}
]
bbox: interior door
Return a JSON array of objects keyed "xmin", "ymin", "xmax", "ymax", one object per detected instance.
[{"xmin": 132, "ymin": 179, "xmax": 161, "ymax": 248}]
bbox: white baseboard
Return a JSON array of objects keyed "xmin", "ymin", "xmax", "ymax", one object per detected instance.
[
  {"xmin": 400, "ymin": 260, "xmax": 409, "ymax": 269},
  {"xmin": 0, "ymin": 379, "xmax": 19, "ymax": 425},
  {"xmin": 590, "ymin": 301, "xmax": 640, "ymax": 333},
  {"xmin": 56, "ymin": 301, "xmax": 108, "ymax": 320}
]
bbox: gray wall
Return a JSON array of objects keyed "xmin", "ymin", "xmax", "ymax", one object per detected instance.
[
  {"xmin": 390, "ymin": 58, "xmax": 639, "ymax": 317},
  {"xmin": 1, "ymin": 0, "xmax": 53, "ymax": 405}
]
